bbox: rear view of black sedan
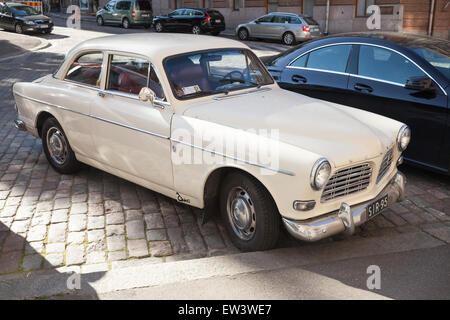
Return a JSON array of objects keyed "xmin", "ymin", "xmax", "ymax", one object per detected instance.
[
  {"xmin": 153, "ymin": 8, "xmax": 225, "ymax": 35},
  {"xmin": 0, "ymin": 2, "xmax": 53, "ymax": 34},
  {"xmin": 264, "ymin": 33, "xmax": 450, "ymax": 175}
]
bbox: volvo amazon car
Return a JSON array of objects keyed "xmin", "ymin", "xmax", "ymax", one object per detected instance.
[
  {"xmin": 0, "ymin": 2, "xmax": 53, "ymax": 34},
  {"xmin": 12, "ymin": 34, "xmax": 408, "ymax": 251},
  {"xmin": 263, "ymin": 33, "xmax": 450, "ymax": 174}
]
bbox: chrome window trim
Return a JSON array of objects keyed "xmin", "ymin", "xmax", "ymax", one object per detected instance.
[
  {"xmin": 98, "ymin": 89, "xmax": 170, "ymax": 109},
  {"xmin": 286, "ymin": 65, "xmax": 349, "ymax": 77},
  {"xmin": 14, "ymin": 92, "xmax": 293, "ymax": 176},
  {"xmin": 61, "ymin": 50, "xmax": 105, "ymax": 89},
  {"xmin": 287, "ymin": 42, "xmax": 447, "ymax": 95}
]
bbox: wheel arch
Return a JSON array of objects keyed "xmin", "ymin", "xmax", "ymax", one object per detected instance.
[{"xmin": 35, "ymin": 111, "xmax": 56, "ymax": 138}]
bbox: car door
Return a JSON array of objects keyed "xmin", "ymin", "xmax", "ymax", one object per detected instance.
[
  {"xmin": 90, "ymin": 53, "xmax": 173, "ymax": 188},
  {"xmin": 0, "ymin": 5, "xmax": 15, "ymax": 30},
  {"xmin": 279, "ymin": 44, "xmax": 353, "ymax": 106},
  {"xmin": 165, "ymin": 9, "xmax": 182, "ymax": 30},
  {"xmin": 347, "ymin": 44, "xmax": 448, "ymax": 169},
  {"xmin": 102, "ymin": 1, "xmax": 116, "ymax": 23},
  {"xmin": 114, "ymin": 1, "xmax": 129, "ymax": 23},
  {"xmin": 270, "ymin": 15, "xmax": 289, "ymax": 39},
  {"xmin": 250, "ymin": 15, "xmax": 274, "ymax": 38}
]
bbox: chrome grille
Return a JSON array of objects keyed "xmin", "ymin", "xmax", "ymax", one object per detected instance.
[
  {"xmin": 376, "ymin": 149, "xmax": 393, "ymax": 183},
  {"xmin": 321, "ymin": 163, "xmax": 372, "ymax": 202}
]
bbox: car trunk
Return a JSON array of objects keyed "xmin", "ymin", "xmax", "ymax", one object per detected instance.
[
  {"xmin": 134, "ymin": 0, "xmax": 152, "ymax": 19},
  {"xmin": 207, "ymin": 10, "xmax": 225, "ymax": 27},
  {"xmin": 302, "ymin": 16, "xmax": 321, "ymax": 36}
]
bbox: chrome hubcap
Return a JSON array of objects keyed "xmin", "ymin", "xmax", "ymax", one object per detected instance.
[
  {"xmin": 46, "ymin": 127, "xmax": 68, "ymax": 165},
  {"xmin": 284, "ymin": 34, "xmax": 294, "ymax": 44},
  {"xmin": 227, "ymin": 187, "xmax": 256, "ymax": 241}
]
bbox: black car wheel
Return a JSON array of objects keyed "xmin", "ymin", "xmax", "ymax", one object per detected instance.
[
  {"xmin": 282, "ymin": 32, "xmax": 296, "ymax": 45},
  {"xmin": 238, "ymin": 27, "xmax": 249, "ymax": 41},
  {"xmin": 122, "ymin": 18, "xmax": 130, "ymax": 29},
  {"xmin": 15, "ymin": 23, "xmax": 23, "ymax": 34},
  {"xmin": 97, "ymin": 16, "xmax": 104, "ymax": 26},
  {"xmin": 210, "ymin": 31, "xmax": 220, "ymax": 36},
  {"xmin": 220, "ymin": 172, "xmax": 280, "ymax": 252},
  {"xmin": 154, "ymin": 21, "xmax": 163, "ymax": 32},
  {"xmin": 144, "ymin": 24, "xmax": 150, "ymax": 29},
  {"xmin": 192, "ymin": 25, "xmax": 201, "ymax": 35},
  {"xmin": 42, "ymin": 117, "xmax": 81, "ymax": 174}
]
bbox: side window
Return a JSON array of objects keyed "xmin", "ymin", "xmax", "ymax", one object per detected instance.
[
  {"xmin": 272, "ymin": 15, "xmax": 287, "ymax": 23},
  {"xmin": 64, "ymin": 52, "xmax": 103, "ymax": 87},
  {"xmin": 288, "ymin": 16, "xmax": 301, "ymax": 24},
  {"xmin": 306, "ymin": 45, "xmax": 352, "ymax": 72},
  {"xmin": 116, "ymin": 1, "xmax": 130, "ymax": 10},
  {"xmin": 291, "ymin": 54, "xmax": 308, "ymax": 68},
  {"xmin": 106, "ymin": 55, "xmax": 165, "ymax": 100},
  {"xmin": 257, "ymin": 15, "xmax": 273, "ymax": 23},
  {"xmin": 358, "ymin": 45, "xmax": 425, "ymax": 84}
]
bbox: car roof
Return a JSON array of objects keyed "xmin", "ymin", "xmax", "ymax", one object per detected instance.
[{"xmin": 67, "ymin": 33, "xmax": 248, "ymax": 62}]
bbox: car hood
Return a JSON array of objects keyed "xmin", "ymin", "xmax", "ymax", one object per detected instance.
[
  {"xmin": 19, "ymin": 14, "xmax": 50, "ymax": 21},
  {"xmin": 181, "ymin": 87, "xmax": 394, "ymax": 168}
]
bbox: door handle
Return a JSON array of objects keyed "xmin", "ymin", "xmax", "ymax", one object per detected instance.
[
  {"xmin": 354, "ymin": 83, "xmax": 373, "ymax": 93},
  {"xmin": 292, "ymin": 75, "xmax": 307, "ymax": 83}
]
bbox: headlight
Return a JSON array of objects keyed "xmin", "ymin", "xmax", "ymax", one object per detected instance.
[
  {"xmin": 397, "ymin": 125, "xmax": 411, "ymax": 152},
  {"xmin": 25, "ymin": 21, "xmax": 35, "ymax": 25},
  {"xmin": 310, "ymin": 158, "xmax": 331, "ymax": 190}
]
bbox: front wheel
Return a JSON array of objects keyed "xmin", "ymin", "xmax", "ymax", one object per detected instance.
[
  {"xmin": 238, "ymin": 28, "xmax": 249, "ymax": 41},
  {"xmin": 15, "ymin": 23, "xmax": 23, "ymax": 34},
  {"xmin": 97, "ymin": 16, "xmax": 104, "ymax": 26},
  {"xmin": 220, "ymin": 172, "xmax": 280, "ymax": 251},
  {"xmin": 42, "ymin": 118, "xmax": 81, "ymax": 174},
  {"xmin": 154, "ymin": 22, "xmax": 163, "ymax": 32}
]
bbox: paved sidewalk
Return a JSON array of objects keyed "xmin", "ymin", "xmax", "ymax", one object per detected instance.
[
  {"xmin": 0, "ymin": 26, "xmax": 449, "ymax": 284},
  {"xmin": 0, "ymin": 32, "xmax": 49, "ymax": 60}
]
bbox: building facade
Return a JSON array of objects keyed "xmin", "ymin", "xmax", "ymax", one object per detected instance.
[{"xmin": 151, "ymin": 0, "xmax": 450, "ymax": 40}]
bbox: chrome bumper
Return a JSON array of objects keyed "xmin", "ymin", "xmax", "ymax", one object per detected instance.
[
  {"xmin": 283, "ymin": 171, "xmax": 406, "ymax": 242},
  {"xmin": 14, "ymin": 119, "xmax": 26, "ymax": 131}
]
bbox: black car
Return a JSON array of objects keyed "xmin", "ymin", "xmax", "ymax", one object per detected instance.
[
  {"xmin": 153, "ymin": 8, "xmax": 225, "ymax": 35},
  {"xmin": 0, "ymin": 2, "xmax": 53, "ymax": 34},
  {"xmin": 264, "ymin": 32, "xmax": 450, "ymax": 174}
]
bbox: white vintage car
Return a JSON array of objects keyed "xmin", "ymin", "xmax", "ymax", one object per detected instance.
[{"xmin": 13, "ymin": 34, "xmax": 409, "ymax": 251}]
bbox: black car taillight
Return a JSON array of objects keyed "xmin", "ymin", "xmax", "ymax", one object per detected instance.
[{"xmin": 204, "ymin": 12, "xmax": 211, "ymax": 23}]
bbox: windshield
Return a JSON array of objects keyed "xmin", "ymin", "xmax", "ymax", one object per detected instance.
[
  {"xmin": 410, "ymin": 47, "xmax": 450, "ymax": 81},
  {"xmin": 10, "ymin": 5, "xmax": 39, "ymax": 16},
  {"xmin": 164, "ymin": 49, "xmax": 274, "ymax": 100}
]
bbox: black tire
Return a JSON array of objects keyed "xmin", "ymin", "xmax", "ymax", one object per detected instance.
[
  {"xmin": 42, "ymin": 117, "xmax": 81, "ymax": 174},
  {"xmin": 282, "ymin": 31, "xmax": 296, "ymax": 45},
  {"xmin": 122, "ymin": 18, "xmax": 130, "ymax": 29},
  {"xmin": 192, "ymin": 24, "xmax": 201, "ymax": 35},
  {"xmin": 219, "ymin": 172, "xmax": 280, "ymax": 251},
  {"xmin": 154, "ymin": 21, "xmax": 163, "ymax": 32},
  {"xmin": 144, "ymin": 24, "xmax": 151, "ymax": 29},
  {"xmin": 210, "ymin": 31, "xmax": 220, "ymax": 36},
  {"xmin": 43, "ymin": 29, "xmax": 52, "ymax": 34},
  {"xmin": 15, "ymin": 23, "xmax": 23, "ymax": 34},
  {"xmin": 97, "ymin": 16, "xmax": 104, "ymax": 26},
  {"xmin": 238, "ymin": 27, "xmax": 249, "ymax": 41}
]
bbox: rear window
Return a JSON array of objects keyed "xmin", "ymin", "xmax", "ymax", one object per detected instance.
[
  {"xmin": 302, "ymin": 16, "xmax": 318, "ymax": 25},
  {"xmin": 207, "ymin": 10, "xmax": 223, "ymax": 18},
  {"xmin": 135, "ymin": 0, "xmax": 150, "ymax": 10}
]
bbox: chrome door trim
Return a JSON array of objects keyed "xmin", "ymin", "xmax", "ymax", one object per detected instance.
[
  {"xmin": 286, "ymin": 65, "xmax": 349, "ymax": 77},
  {"xmin": 287, "ymin": 42, "xmax": 447, "ymax": 95}
]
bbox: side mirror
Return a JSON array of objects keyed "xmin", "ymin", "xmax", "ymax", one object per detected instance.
[
  {"xmin": 139, "ymin": 87, "xmax": 155, "ymax": 104},
  {"xmin": 405, "ymin": 76, "xmax": 434, "ymax": 92}
]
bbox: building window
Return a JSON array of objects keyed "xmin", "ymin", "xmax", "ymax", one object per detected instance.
[
  {"xmin": 233, "ymin": 0, "xmax": 241, "ymax": 11},
  {"xmin": 356, "ymin": 0, "xmax": 375, "ymax": 17}
]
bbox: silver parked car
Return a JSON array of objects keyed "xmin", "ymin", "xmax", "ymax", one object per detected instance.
[{"xmin": 236, "ymin": 12, "xmax": 322, "ymax": 45}]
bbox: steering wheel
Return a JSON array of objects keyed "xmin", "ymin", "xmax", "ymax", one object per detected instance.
[{"xmin": 223, "ymin": 70, "xmax": 245, "ymax": 81}]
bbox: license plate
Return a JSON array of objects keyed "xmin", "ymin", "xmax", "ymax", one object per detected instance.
[
  {"xmin": 367, "ymin": 195, "xmax": 389, "ymax": 219},
  {"xmin": 215, "ymin": 19, "xmax": 221, "ymax": 23},
  {"xmin": 142, "ymin": 14, "xmax": 149, "ymax": 17},
  {"xmin": 40, "ymin": 24, "xmax": 48, "ymax": 28}
]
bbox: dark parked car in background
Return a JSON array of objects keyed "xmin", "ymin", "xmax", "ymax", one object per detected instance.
[
  {"xmin": 153, "ymin": 8, "xmax": 225, "ymax": 35},
  {"xmin": 264, "ymin": 33, "xmax": 450, "ymax": 174},
  {"xmin": 96, "ymin": 0, "xmax": 152, "ymax": 29},
  {"xmin": 0, "ymin": 2, "xmax": 53, "ymax": 34}
]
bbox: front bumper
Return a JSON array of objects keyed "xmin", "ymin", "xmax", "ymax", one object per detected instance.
[{"xmin": 282, "ymin": 171, "xmax": 406, "ymax": 242}]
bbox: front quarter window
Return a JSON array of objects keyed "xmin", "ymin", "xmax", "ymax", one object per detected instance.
[{"xmin": 164, "ymin": 49, "xmax": 273, "ymax": 99}]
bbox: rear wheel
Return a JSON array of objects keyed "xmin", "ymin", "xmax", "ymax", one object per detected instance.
[
  {"xmin": 15, "ymin": 23, "xmax": 23, "ymax": 34},
  {"xmin": 220, "ymin": 172, "xmax": 280, "ymax": 251},
  {"xmin": 42, "ymin": 118, "xmax": 81, "ymax": 174},
  {"xmin": 154, "ymin": 21, "xmax": 163, "ymax": 32},
  {"xmin": 238, "ymin": 27, "xmax": 249, "ymax": 41},
  {"xmin": 282, "ymin": 31, "xmax": 295, "ymax": 45},
  {"xmin": 192, "ymin": 25, "xmax": 201, "ymax": 35},
  {"xmin": 210, "ymin": 31, "xmax": 220, "ymax": 36},
  {"xmin": 97, "ymin": 16, "xmax": 104, "ymax": 26},
  {"xmin": 122, "ymin": 18, "xmax": 130, "ymax": 29}
]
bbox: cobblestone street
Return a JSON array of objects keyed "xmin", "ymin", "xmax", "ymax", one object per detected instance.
[{"xmin": 0, "ymin": 26, "xmax": 449, "ymax": 278}]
